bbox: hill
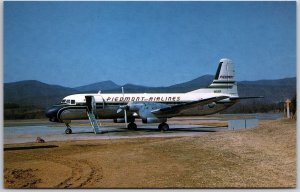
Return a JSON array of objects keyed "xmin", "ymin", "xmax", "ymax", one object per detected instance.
[
  {"xmin": 238, "ymin": 77, "xmax": 296, "ymax": 103},
  {"xmin": 82, "ymin": 75, "xmax": 215, "ymax": 93},
  {"xmin": 4, "ymin": 77, "xmax": 296, "ymax": 111},
  {"xmin": 74, "ymin": 80, "xmax": 120, "ymax": 92},
  {"xmin": 4, "ymin": 80, "xmax": 78, "ymax": 108}
]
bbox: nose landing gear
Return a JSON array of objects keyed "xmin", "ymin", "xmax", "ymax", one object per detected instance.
[{"xmin": 65, "ymin": 123, "xmax": 72, "ymax": 134}]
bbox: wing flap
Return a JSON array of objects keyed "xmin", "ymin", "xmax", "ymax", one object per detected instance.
[{"xmin": 151, "ymin": 96, "xmax": 229, "ymax": 115}]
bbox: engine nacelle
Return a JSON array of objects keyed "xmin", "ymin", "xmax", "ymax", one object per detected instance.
[
  {"xmin": 113, "ymin": 118, "xmax": 135, "ymax": 123},
  {"xmin": 142, "ymin": 117, "xmax": 167, "ymax": 124},
  {"xmin": 127, "ymin": 102, "xmax": 144, "ymax": 111}
]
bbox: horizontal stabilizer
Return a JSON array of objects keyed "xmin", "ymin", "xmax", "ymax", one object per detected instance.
[
  {"xmin": 230, "ymin": 96, "xmax": 264, "ymax": 101},
  {"xmin": 152, "ymin": 96, "xmax": 228, "ymax": 115}
]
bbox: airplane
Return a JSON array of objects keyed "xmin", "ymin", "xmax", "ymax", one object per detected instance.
[{"xmin": 45, "ymin": 58, "xmax": 262, "ymax": 134}]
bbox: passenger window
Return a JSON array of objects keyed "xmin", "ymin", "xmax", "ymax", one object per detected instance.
[
  {"xmin": 71, "ymin": 100, "xmax": 75, "ymax": 104},
  {"xmin": 66, "ymin": 100, "xmax": 70, "ymax": 104}
]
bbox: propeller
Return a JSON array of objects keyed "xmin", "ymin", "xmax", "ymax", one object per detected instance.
[
  {"xmin": 121, "ymin": 87, "xmax": 127, "ymax": 127},
  {"xmin": 117, "ymin": 87, "xmax": 141, "ymax": 126}
]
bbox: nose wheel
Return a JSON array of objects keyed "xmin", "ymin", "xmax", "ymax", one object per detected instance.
[{"xmin": 65, "ymin": 123, "xmax": 72, "ymax": 134}]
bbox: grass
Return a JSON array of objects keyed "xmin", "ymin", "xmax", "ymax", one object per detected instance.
[{"xmin": 4, "ymin": 119, "xmax": 296, "ymax": 188}]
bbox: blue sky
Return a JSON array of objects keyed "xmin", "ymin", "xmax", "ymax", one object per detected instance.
[{"xmin": 4, "ymin": 1, "xmax": 296, "ymax": 88}]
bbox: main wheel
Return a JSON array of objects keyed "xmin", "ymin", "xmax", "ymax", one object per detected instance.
[
  {"xmin": 162, "ymin": 123, "xmax": 169, "ymax": 131},
  {"xmin": 65, "ymin": 128, "xmax": 72, "ymax": 134},
  {"xmin": 127, "ymin": 122, "xmax": 137, "ymax": 130},
  {"xmin": 158, "ymin": 123, "xmax": 169, "ymax": 131}
]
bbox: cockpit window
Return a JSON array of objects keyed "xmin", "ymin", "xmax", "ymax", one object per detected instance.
[{"xmin": 61, "ymin": 99, "xmax": 75, "ymax": 105}]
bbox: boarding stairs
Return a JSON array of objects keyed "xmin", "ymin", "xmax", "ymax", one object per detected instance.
[
  {"xmin": 87, "ymin": 111, "xmax": 101, "ymax": 134},
  {"xmin": 85, "ymin": 95, "xmax": 102, "ymax": 134}
]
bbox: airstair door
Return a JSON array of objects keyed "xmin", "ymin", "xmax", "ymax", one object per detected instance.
[{"xmin": 85, "ymin": 96, "xmax": 101, "ymax": 134}]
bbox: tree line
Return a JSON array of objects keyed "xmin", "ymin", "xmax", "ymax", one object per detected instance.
[{"xmin": 4, "ymin": 103, "xmax": 46, "ymax": 120}]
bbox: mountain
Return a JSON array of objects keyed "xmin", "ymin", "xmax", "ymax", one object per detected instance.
[
  {"xmin": 102, "ymin": 83, "xmax": 162, "ymax": 93},
  {"xmin": 239, "ymin": 77, "xmax": 296, "ymax": 87},
  {"xmin": 98, "ymin": 75, "xmax": 214, "ymax": 93},
  {"xmin": 4, "ymin": 80, "xmax": 78, "ymax": 108},
  {"xmin": 238, "ymin": 79, "xmax": 296, "ymax": 104},
  {"xmin": 167, "ymin": 75, "xmax": 214, "ymax": 90},
  {"xmin": 4, "ymin": 77, "xmax": 296, "ymax": 109},
  {"xmin": 102, "ymin": 76, "xmax": 296, "ymax": 103},
  {"xmin": 74, "ymin": 80, "xmax": 120, "ymax": 92}
]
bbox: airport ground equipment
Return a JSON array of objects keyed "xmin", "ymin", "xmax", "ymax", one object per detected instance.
[{"xmin": 228, "ymin": 119, "xmax": 258, "ymax": 130}]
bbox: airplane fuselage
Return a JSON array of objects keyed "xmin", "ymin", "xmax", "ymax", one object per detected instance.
[{"xmin": 47, "ymin": 92, "xmax": 237, "ymax": 123}]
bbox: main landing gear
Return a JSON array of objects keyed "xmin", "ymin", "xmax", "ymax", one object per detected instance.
[
  {"xmin": 63, "ymin": 121, "xmax": 169, "ymax": 133},
  {"xmin": 127, "ymin": 122, "xmax": 137, "ymax": 130},
  {"xmin": 158, "ymin": 122, "xmax": 169, "ymax": 131},
  {"xmin": 126, "ymin": 122, "xmax": 169, "ymax": 131},
  {"xmin": 65, "ymin": 123, "xmax": 72, "ymax": 134}
]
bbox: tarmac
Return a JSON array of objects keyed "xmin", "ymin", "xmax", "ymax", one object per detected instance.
[
  {"xmin": 4, "ymin": 123, "xmax": 228, "ymax": 144},
  {"xmin": 4, "ymin": 113, "xmax": 282, "ymax": 144}
]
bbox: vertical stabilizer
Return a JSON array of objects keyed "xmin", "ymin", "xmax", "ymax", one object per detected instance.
[
  {"xmin": 209, "ymin": 58, "xmax": 235, "ymax": 88},
  {"xmin": 189, "ymin": 58, "xmax": 238, "ymax": 97}
]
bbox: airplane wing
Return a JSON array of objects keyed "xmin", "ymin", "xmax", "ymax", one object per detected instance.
[
  {"xmin": 151, "ymin": 96, "xmax": 229, "ymax": 115},
  {"xmin": 230, "ymin": 96, "xmax": 264, "ymax": 101}
]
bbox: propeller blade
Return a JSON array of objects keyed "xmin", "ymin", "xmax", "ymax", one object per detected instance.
[
  {"xmin": 124, "ymin": 109, "xmax": 128, "ymax": 125},
  {"xmin": 122, "ymin": 87, "xmax": 128, "ymax": 128}
]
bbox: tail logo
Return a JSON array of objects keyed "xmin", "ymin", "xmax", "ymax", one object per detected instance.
[{"xmin": 219, "ymin": 75, "xmax": 234, "ymax": 79}]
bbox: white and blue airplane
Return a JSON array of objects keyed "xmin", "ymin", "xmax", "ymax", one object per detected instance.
[{"xmin": 45, "ymin": 58, "xmax": 262, "ymax": 134}]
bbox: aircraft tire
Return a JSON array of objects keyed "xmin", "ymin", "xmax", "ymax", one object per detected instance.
[
  {"xmin": 65, "ymin": 128, "xmax": 72, "ymax": 134},
  {"xmin": 158, "ymin": 123, "xmax": 169, "ymax": 131},
  {"xmin": 158, "ymin": 124, "xmax": 162, "ymax": 131},
  {"xmin": 127, "ymin": 122, "xmax": 137, "ymax": 130},
  {"xmin": 162, "ymin": 123, "xmax": 169, "ymax": 131}
]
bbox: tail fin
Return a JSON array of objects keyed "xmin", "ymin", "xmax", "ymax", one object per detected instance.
[
  {"xmin": 209, "ymin": 58, "xmax": 235, "ymax": 88},
  {"xmin": 189, "ymin": 58, "xmax": 238, "ymax": 97}
]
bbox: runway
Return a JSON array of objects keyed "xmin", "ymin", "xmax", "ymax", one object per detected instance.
[
  {"xmin": 4, "ymin": 120, "xmax": 227, "ymax": 144},
  {"xmin": 4, "ymin": 113, "xmax": 282, "ymax": 144}
]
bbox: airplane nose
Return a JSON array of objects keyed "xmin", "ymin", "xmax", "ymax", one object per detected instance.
[{"xmin": 45, "ymin": 106, "xmax": 61, "ymax": 122}]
